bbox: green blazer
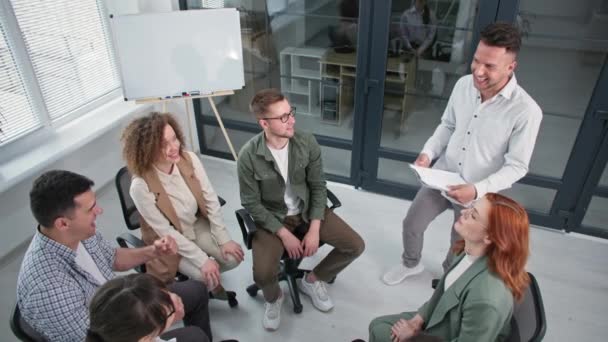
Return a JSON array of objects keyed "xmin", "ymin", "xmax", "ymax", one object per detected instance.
[{"xmin": 418, "ymin": 254, "xmax": 513, "ymax": 341}]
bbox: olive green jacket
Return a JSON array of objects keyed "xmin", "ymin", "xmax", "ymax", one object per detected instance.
[
  {"xmin": 418, "ymin": 254, "xmax": 514, "ymax": 341},
  {"xmin": 237, "ymin": 131, "xmax": 327, "ymax": 233}
]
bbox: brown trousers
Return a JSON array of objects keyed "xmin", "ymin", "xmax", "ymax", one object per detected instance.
[{"xmin": 252, "ymin": 208, "xmax": 365, "ymax": 302}]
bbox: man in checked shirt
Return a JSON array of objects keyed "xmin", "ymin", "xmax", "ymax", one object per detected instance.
[
  {"xmin": 383, "ymin": 22, "xmax": 542, "ymax": 286},
  {"xmin": 16, "ymin": 170, "xmax": 218, "ymax": 342}
]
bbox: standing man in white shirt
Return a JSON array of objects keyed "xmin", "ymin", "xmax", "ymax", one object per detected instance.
[{"xmin": 382, "ymin": 22, "xmax": 542, "ymax": 285}]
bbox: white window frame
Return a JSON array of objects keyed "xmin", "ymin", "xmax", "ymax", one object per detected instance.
[{"xmin": 0, "ymin": 0, "xmax": 122, "ymax": 163}]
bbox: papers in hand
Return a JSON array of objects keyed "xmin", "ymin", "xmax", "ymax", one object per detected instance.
[
  {"xmin": 408, "ymin": 164, "xmax": 466, "ymax": 192},
  {"xmin": 408, "ymin": 164, "xmax": 473, "ymax": 207}
]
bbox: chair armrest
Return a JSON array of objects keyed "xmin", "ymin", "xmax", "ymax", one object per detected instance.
[
  {"xmin": 327, "ymin": 189, "xmax": 341, "ymax": 210},
  {"xmin": 235, "ymin": 209, "xmax": 257, "ymax": 250},
  {"xmin": 115, "ymin": 233, "xmax": 146, "ymax": 273},
  {"xmin": 218, "ymin": 196, "xmax": 226, "ymax": 207},
  {"xmin": 116, "ymin": 232, "xmax": 145, "ymax": 249}
]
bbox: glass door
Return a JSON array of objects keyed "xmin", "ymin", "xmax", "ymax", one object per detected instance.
[
  {"xmin": 354, "ymin": 0, "xmax": 608, "ymax": 237},
  {"xmin": 355, "ymin": 0, "xmax": 487, "ymax": 199},
  {"xmin": 187, "ymin": 0, "xmax": 366, "ymax": 182}
]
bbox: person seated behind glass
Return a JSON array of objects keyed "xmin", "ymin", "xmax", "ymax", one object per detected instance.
[
  {"xmin": 368, "ymin": 193, "xmax": 531, "ymax": 342},
  {"xmin": 122, "ymin": 112, "xmax": 244, "ymax": 301},
  {"xmin": 328, "ymin": 0, "xmax": 359, "ymax": 51},
  {"xmin": 400, "ymin": 0, "xmax": 437, "ymax": 59}
]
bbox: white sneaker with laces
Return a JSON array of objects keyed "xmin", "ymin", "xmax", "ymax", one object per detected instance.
[
  {"xmin": 382, "ymin": 263, "xmax": 424, "ymax": 285},
  {"xmin": 263, "ymin": 291, "xmax": 284, "ymax": 331},
  {"xmin": 299, "ymin": 275, "xmax": 334, "ymax": 312}
]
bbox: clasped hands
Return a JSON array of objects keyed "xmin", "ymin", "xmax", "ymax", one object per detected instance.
[
  {"xmin": 391, "ymin": 314, "xmax": 424, "ymax": 342},
  {"xmin": 276, "ymin": 220, "xmax": 320, "ymax": 259}
]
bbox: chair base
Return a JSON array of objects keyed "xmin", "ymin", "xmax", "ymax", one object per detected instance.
[
  {"xmin": 246, "ymin": 259, "xmax": 335, "ymax": 314},
  {"xmin": 209, "ymin": 290, "xmax": 239, "ymax": 308}
]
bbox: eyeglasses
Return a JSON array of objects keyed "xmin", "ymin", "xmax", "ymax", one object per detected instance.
[
  {"xmin": 165, "ymin": 306, "xmax": 175, "ymax": 320},
  {"xmin": 262, "ymin": 107, "xmax": 296, "ymax": 123}
]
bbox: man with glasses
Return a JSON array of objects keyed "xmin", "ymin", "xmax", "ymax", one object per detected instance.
[
  {"xmin": 382, "ymin": 22, "xmax": 542, "ymax": 286},
  {"xmin": 237, "ymin": 88, "xmax": 365, "ymax": 331}
]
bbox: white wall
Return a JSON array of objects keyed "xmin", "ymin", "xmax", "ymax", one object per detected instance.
[
  {"xmin": 0, "ymin": 118, "xmax": 138, "ymax": 257},
  {"xmin": 0, "ymin": 0, "xmax": 197, "ymax": 260}
]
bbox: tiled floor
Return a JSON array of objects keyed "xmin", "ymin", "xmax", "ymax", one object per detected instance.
[{"xmin": 2, "ymin": 155, "xmax": 608, "ymax": 341}]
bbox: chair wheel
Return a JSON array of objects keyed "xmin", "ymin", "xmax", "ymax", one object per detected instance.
[
  {"xmin": 294, "ymin": 304, "xmax": 303, "ymax": 314},
  {"xmin": 246, "ymin": 285, "xmax": 258, "ymax": 297}
]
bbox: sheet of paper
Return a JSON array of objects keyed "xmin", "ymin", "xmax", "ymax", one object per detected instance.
[
  {"xmin": 440, "ymin": 190, "xmax": 473, "ymax": 208},
  {"xmin": 408, "ymin": 164, "xmax": 466, "ymax": 192}
]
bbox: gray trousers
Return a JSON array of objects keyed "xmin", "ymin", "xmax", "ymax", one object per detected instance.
[
  {"xmin": 162, "ymin": 280, "xmax": 212, "ymax": 342},
  {"xmin": 402, "ymin": 187, "xmax": 464, "ymax": 271}
]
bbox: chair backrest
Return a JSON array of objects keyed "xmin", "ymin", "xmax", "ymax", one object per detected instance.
[
  {"xmin": 115, "ymin": 166, "xmax": 227, "ymax": 231},
  {"xmin": 10, "ymin": 303, "xmax": 46, "ymax": 342},
  {"xmin": 115, "ymin": 166, "xmax": 140, "ymax": 230},
  {"xmin": 507, "ymin": 272, "xmax": 547, "ymax": 342}
]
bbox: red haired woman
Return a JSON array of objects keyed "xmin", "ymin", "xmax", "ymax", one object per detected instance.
[{"xmin": 368, "ymin": 193, "xmax": 530, "ymax": 341}]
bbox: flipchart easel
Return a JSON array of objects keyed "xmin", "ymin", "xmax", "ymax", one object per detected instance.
[{"xmin": 136, "ymin": 90, "xmax": 238, "ymax": 161}]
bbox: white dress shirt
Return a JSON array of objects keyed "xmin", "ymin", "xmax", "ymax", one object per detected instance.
[
  {"xmin": 130, "ymin": 151, "xmax": 232, "ymax": 269},
  {"xmin": 421, "ymin": 74, "xmax": 542, "ymax": 198}
]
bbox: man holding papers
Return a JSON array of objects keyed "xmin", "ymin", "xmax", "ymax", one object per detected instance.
[{"xmin": 382, "ymin": 22, "xmax": 542, "ymax": 285}]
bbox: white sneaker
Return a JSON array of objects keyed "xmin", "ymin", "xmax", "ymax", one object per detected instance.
[
  {"xmin": 299, "ymin": 275, "xmax": 334, "ymax": 312},
  {"xmin": 382, "ymin": 263, "xmax": 424, "ymax": 285},
  {"xmin": 263, "ymin": 292, "xmax": 284, "ymax": 331}
]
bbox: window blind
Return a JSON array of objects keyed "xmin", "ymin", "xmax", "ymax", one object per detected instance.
[
  {"xmin": 10, "ymin": 0, "xmax": 120, "ymax": 120},
  {"xmin": 0, "ymin": 17, "xmax": 39, "ymax": 146}
]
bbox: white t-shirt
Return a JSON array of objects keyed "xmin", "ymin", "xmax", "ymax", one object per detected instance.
[
  {"xmin": 443, "ymin": 253, "xmax": 480, "ymax": 291},
  {"xmin": 75, "ymin": 242, "xmax": 107, "ymax": 285},
  {"xmin": 268, "ymin": 142, "xmax": 301, "ymax": 215}
]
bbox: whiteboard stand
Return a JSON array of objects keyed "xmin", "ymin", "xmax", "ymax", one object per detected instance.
[{"xmin": 135, "ymin": 90, "xmax": 238, "ymax": 161}]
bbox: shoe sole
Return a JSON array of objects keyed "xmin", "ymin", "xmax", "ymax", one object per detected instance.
[{"xmin": 382, "ymin": 267, "xmax": 424, "ymax": 285}]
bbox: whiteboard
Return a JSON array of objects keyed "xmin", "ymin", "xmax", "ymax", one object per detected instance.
[{"xmin": 109, "ymin": 9, "xmax": 245, "ymax": 100}]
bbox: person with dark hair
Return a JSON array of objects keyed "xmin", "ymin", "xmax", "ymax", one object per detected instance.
[
  {"xmin": 371, "ymin": 194, "xmax": 530, "ymax": 341},
  {"xmin": 399, "ymin": 0, "xmax": 437, "ymax": 58},
  {"xmin": 238, "ymin": 88, "xmax": 365, "ymax": 330},
  {"xmin": 123, "ymin": 112, "xmax": 243, "ymax": 302},
  {"xmin": 16, "ymin": 170, "xmax": 219, "ymax": 342},
  {"xmin": 87, "ymin": 273, "xmax": 237, "ymax": 342},
  {"xmin": 383, "ymin": 22, "xmax": 542, "ymax": 285},
  {"xmin": 86, "ymin": 274, "xmax": 179, "ymax": 342}
]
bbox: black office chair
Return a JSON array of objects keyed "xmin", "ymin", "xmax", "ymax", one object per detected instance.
[
  {"xmin": 507, "ymin": 272, "xmax": 547, "ymax": 342},
  {"xmin": 236, "ymin": 190, "xmax": 341, "ymax": 313},
  {"xmin": 10, "ymin": 303, "xmax": 46, "ymax": 342},
  {"xmin": 114, "ymin": 167, "xmax": 236, "ymax": 306}
]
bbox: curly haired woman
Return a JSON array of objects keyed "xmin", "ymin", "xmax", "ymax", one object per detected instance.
[{"xmin": 122, "ymin": 112, "xmax": 243, "ymax": 305}]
